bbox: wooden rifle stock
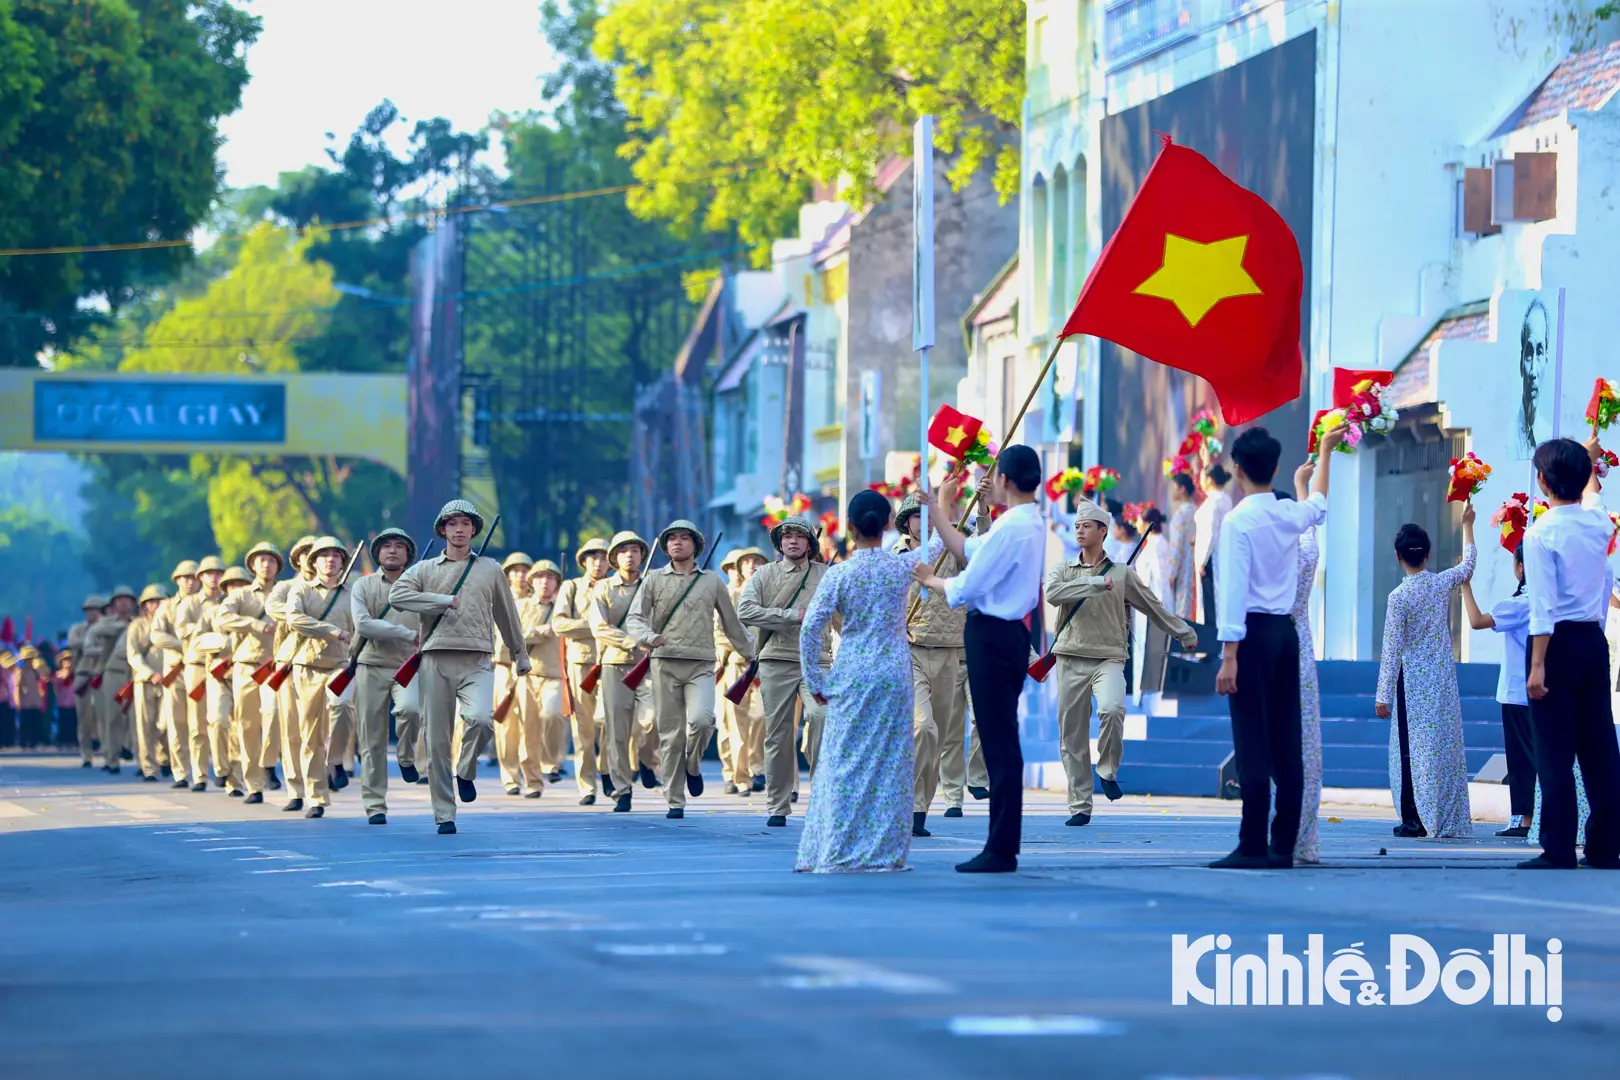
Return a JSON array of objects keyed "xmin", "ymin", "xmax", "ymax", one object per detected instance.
[
  {"xmin": 492, "ymin": 678, "xmax": 518, "ymax": 724},
  {"xmin": 621, "ymin": 532, "xmax": 723, "ymax": 693},
  {"xmin": 578, "ymin": 661, "xmax": 602, "ymax": 695},
  {"xmin": 91, "ymin": 674, "xmax": 103, "ymax": 690},
  {"xmin": 249, "ymin": 657, "xmax": 276, "ymax": 685},
  {"xmin": 395, "ymin": 519, "xmax": 500, "ymax": 688},
  {"xmin": 723, "ymin": 658, "xmax": 759, "ymax": 705},
  {"xmin": 161, "ymin": 661, "xmax": 184, "ymax": 687},
  {"xmin": 114, "ymin": 681, "xmax": 134, "ymax": 706},
  {"xmin": 1027, "ymin": 530, "xmax": 1150, "ymax": 683},
  {"xmin": 558, "ymin": 636, "xmax": 574, "ymax": 718},
  {"xmin": 210, "ymin": 657, "xmax": 232, "ymax": 682},
  {"xmin": 187, "ymin": 675, "xmax": 208, "ymax": 701},
  {"xmin": 265, "ymin": 662, "xmax": 293, "ymax": 692}
]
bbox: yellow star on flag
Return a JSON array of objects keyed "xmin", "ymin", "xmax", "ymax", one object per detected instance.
[
  {"xmin": 945, "ymin": 424, "xmax": 967, "ymax": 448},
  {"xmin": 1133, "ymin": 234, "xmax": 1262, "ymax": 327}
]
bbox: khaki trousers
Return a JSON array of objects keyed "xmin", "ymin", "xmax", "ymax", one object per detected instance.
[
  {"xmin": 495, "ymin": 668, "xmax": 546, "ymax": 793},
  {"xmin": 1057, "ymin": 656, "xmax": 1127, "ymax": 815},
  {"xmin": 294, "ymin": 666, "xmax": 340, "ymax": 807},
  {"xmin": 930, "ymin": 648, "xmax": 973, "ymax": 808},
  {"xmin": 184, "ymin": 665, "xmax": 211, "ymax": 782},
  {"xmin": 722, "ymin": 654, "xmax": 764, "ymax": 783},
  {"xmin": 96, "ymin": 673, "xmax": 127, "ymax": 767},
  {"xmin": 77, "ymin": 684, "xmax": 97, "ymax": 764},
  {"xmin": 207, "ymin": 667, "xmax": 242, "ymax": 792},
  {"xmin": 759, "ymin": 658, "xmax": 826, "ymax": 817},
  {"xmin": 530, "ymin": 676, "xmax": 566, "ymax": 772},
  {"xmin": 133, "ymin": 682, "xmax": 164, "ymax": 778},
  {"xmin": 277, "ymin": 672, "xmax": 304, "ymax": 798},
  {"xmin": 600, "ymin": 663, "xmax": 654, "ymax": 797},
  {"xmin": 231, "ymin": 665, "xmax": 269, "ymax": 796},
  {"xmin": 420, "ymin": 650, "xmax": 495, "ymax": 824},
  {"xmin": 354, "ymin": 662, "xmax": 419, "ymax": 817},
  {"xmin": 910, "ymin": 645, "xmax": 965, "ymax": 813},
  {"xmin": 329, "ymin": 694, "xmax": 356, "ymax": 774},
  {"xmin": 650, "ymin": 657, "xmax": 716, "ymax": 809},
  {"xmin": 162, "ymin": 682, "xmax": 194, "ymax": 784},
  {"xmin": 261, "ymin": 671, "xmax": 281, "ymax": 772},
  {"xmin": 565, "ymin": 660, "xmax": 600, "ymax": 796}
]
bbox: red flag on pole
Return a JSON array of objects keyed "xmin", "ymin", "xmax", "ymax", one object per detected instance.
[
  {"xmin": 926, "ymin": 404, "xmax": 984, "ymax": 460},
  {"xmin": 1331, "ymin": 368, "xmax": 1394, "ymax": 408},
  {"xmin": 1059, "ymin": 139, "xmax": 1304, "ymax": 424}
]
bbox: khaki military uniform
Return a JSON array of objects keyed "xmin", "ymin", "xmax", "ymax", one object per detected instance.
[
  {"xmin": 389, "ymin": 553, "xmax": 529, "ymax": 826},
  {"xmin": 589, "ymin": 573, "xmax": 660, "ymax": 800},
  {"xmin": 552, "ymin": 574, "xmax": 607, "ymax": 797},
  {"xmin": 493, "ymin": 577, "xmax": 541, "ymax": 795},
  {"xmin": 67, "ymin": 616, "xmax": 101, "ymax": 764},
  {"xmin": 285, "ymin": 578, "xmax": 356, "ymax": 808},
  {"xmin": 513, "ymin": 595, "xmax": 567, "ymax": 786},
  {"xmin": 85, "ymin": 615, "xmax": 132, "ymax": 769},
  {"xmin": 626, "ymin": 566, "xmax": 752, "ymax": 809},
  {"xmin": 264, "ymin": 574, "xmax": 311, "ymax": 790},
  {"xmin": 125, "ymin": 611, "xmax": 166, "ymax": 778},
  {"xmin": 148, "ymin": 596, "xmax": 193, "ymax": 784},
  {"xmin": 896, "ymin": 540, "xmax": 970, "ymax": 815},
  {"xmin": 168, "ymin": 589, "xmax": 214, "ymax": 784},
  {"xmin": 1045, "ymin": 555, "xmax": 1195, "ymax": 815},
  {"xmin": 737, "ymin": 558, "xmax": 829, "ymax": 817},
  {"xmin": 194, "ymin": 591, "xmax": 241, "ymax": 791},
  {"xmin": 349, "ymin": 572, "xmax": 421, "ymax": 817},
  {"xmin": 217, "ymin": 581, "xmax": 278, "ymax": 796},
  {"xmin": 714, "ymin": 580, "xmax": 763, "ymax": 789}
]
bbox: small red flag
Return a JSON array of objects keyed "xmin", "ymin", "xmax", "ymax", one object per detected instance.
[
  {"xmin": 1060, "ymin": 140, "xmax": 1303, "ymax": 424},
  {"xmin": 927, "ymin": 405, "xmax": 983, "ymax": 460},
  {"xmin": 1307, "ymin": 408, "xmax": 1330, "ymax": 455},
  {"xmin": 1331, "ymin": 368, "xmax": 1394, "ymax": 408}
]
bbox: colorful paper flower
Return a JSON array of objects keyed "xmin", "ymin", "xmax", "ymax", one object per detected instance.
[
  {"xmin": 1490, "ymin": 492, "xmax": 1531, "ymax": 553},
  {"xmin": 1124, "ymin": 501, "xmax": 1156, "ymax": 525},
  {"xmin": 759, "ymin": 493, "xmax": 813, "ymax": 529},
  {"xmin": 1586, "ymin": 378, "xmax": 1620, "ymax": 433},
  {"xmin": 1446, "ymin": 452, "xmax": 1491, "ymax": 503},
  {"xmin": 817, "ymin": 510, "xmax": 839, "ymax": 538},
  {"xmin": 1044, "ymin": 467, "xmax": 1084, "ymax": 502},
  {"xmin": 1190, "ymin": 408, "xmax": 1221, "ymax": 439},
  {"xmin": 1083, "ymin": 466, "xmax": 1120, "ymax": 496}
]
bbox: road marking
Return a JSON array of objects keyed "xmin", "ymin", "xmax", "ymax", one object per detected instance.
[
  {"xmin": 184, "ymin": 836, "xmax": 251, "ymax": 842},
  {"xmin": 100, "ymin": 796, "xmax": 183, "ymax": 812},
  {"xmin": 596, "ymin": 943, "xmax": 729, "ymax": 957},
  {"xmin": 948, "ymin": 1015, "xmax": 1125, "ymax": 1037},
  {"xmin": 317, "ymin": 880, "xmax": 443, "ymax": 896},
  {"xmin": 770, "ymin": 956, "xmax": 952, "ymax": 994},
  {"xmin": 199, "ymin": 846, "xmax": 261, "ymax": 852},
  {"xmin": 0, "ymin": 800, "xmax": 32, "ymax": 818},
  {"xmin": 1462, "ymin": 892, "xmax": 1620, "ymax": 916},
  {"xmin": 250, "ymin": 867, "xmax": 325, "ymax": 874}
]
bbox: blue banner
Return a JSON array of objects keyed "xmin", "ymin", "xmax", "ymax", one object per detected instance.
[{"xmin": 34, "ymin": 380, "xmax": 287, "ymax": 444}]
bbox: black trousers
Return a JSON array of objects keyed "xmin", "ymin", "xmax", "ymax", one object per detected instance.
[
  {"xmin": 964, "ymin": 612, "xmax": 1030, "ymax": 857},
  {"xmin": 1395, "ymin": 673, "xmax": 1422, "ymax": 829},
  {"xmin": 1226, "ymin": 613, "xmax": 1304, "ymax": 857},
  {"xmin": 1500, "ymin": 703, "xmax": 1536, "ymax": 818},
  {"xmin": 0, "ymin": 704, "xmax": 14, "ymax": 748},
  {"xmin": 57, "ymin": 706, "xmax": 78, "ymax": 749},
  {"xmin": 1200, "ymin": 560, "xmax": 1216, "ymax": 627},
  {"xmin": 1529, "ymin": 621, "xmax": 1620, "ymax": 865}
]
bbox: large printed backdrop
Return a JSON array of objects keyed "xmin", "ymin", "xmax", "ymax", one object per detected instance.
[{"xmin": 1097, "ymin": 30, "xmax": 1316, "ymax": 495}]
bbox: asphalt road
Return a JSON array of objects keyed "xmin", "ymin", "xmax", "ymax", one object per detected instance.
[{"xmin": 1, "ymin": 753, "xmax": 1616, "ymax": 1080}]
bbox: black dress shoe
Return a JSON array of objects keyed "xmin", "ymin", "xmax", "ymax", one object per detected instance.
[
  {"xmin": 1496, "ymin": 825, "xmax": 1530, "ymax": 838},
  {"xmin": 143, "ymin": 774, "xmax": 159, "ymax": 783},
  {"xmin": 640, "ymin": 765, "xmax": 659, "ymax": 789},
  {"xmin": 160, "ymin": 765, "xmax": 172, "ymax": 778},
  {"xmin": 968, "ymin": 785, "xmax": 990, "ymax": 801},
  {"xmin": 524, "ymin": 790, "xmax": 543, "ymax": 799},
  {"xmin": 437, "ymin": 821, "xmax": 457, "ymax": 834},
  {"xmin": 601, "ymin": 773, "xmax": 616, "ymax": 795},
  {"xmin": 505, "ymin": 786, "xmax": 522, "ymax": 796},
  {"xmin": 398, "ymin": 763, "xmax": 420, "ymax": 785},
  {"xmin": 120, "ymin": 748, "xmax": 133, "ymax": 761},
  {"xmin": 666, "ymin": 807, "xmax": 684, "ymax": 819},
  {"xmin": 766, "ymin": 815, "xmax": 787, "ymax": 827},
  {"xmin": 943, "ymin": 806, "xmax": 963, "ymax": 818},
  {"xmin": 1209, "ymin": 850, "xmax": 1272, "ymax": 869},
  {"xmin": 244, "ymin": 792, "xmax": 263, "ymax": 805},
  {"xmin": 686, "ymin": 771, "xmax": 704, "ymax": 797},
  {"xmin": 81, "ymin": 761, "xmax": 93, "ymax": 769},
  {"xmin": 956, "ymin": 851, "xmax": 1017, "ymax": 873},
  {"xmin": 579, "ymin": 794, "xmax": 596, "ymax": 806},
  {"xmin": 791, "ymin": 791, "xmax": 799, "ymax": 803},
  {"xmin": 750, "ymin": 774, "xmax": 766, "ymax": 792},
  {"xmin": 304, "ymin": 805, "xmax": 325, "ymax": 819},
  {"xmin": 457, "ymin": 777, "xmax": 477, "ymax": 803},
  {"xmin": 283, "ymin": 798, "xmax": 303, "ymax": 812},
  {"xmin": 229, "ymin": 789, "xmax": 244, "ymax": 798},
  {"xmin": 1267, "ymin": 851, "xmax": 1294, "ymax": 869},
  {"xmin": 724, "ymin": 783, "xmax": 739, "ymax": 795},
  {"xmin": 547, "ymin": 770, "xmax": 563, "ymax": 784},
  {"xmin": 1098, "ymin": 776, "xmax": 1123, "ymax": 801},
  {"xmin": 1579, "ymin": 854, "xmax": 1620, "ymax": 869},
  {"xmin": 1517, "ymin": 854, "xmax": 1577, "ymax": 869},
  {"xmin": 213, "ymin": 775, "xmax": 227, "ymax": 788},
  {"xmin": 1393, "ymin": 822, "xmax": 1427, "ymax": 838},
  {"xmin": 368, "ymin": 813, "xmax": 387, "ymax": 825},
  {"xmin": 1065, "ymin": 812, "xmax": 1091, "ymax": 826},
  {"xmin": 912, "ymin": 812, "xmax": 931, "ymax": 838},
  {"xmin": 331, "ymin": 765, "xmax": 349, "ymax": 791},
  {"xmin": 106, "ymin": 766, "xmax": 121, "ymax": 774},
  {"xmin": 190, "ymin": 782, "xmax": 206, "ymax": 792},
  {"xmin": 172, "ymin": 780, "xmax": 189, "ymax": 790},
  {"xmin": 266, "ymin": 768, "xmax": 282, "ymax": 791},
  {"xmin": 614, "ymin": 792, "xmax": 632, "ymax": 812}
]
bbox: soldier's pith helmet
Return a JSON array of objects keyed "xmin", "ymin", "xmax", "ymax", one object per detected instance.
[
  {"xmin": 719, "ymin": 549, "xmax": 741, "ymax": 572},
  {"xmin": 244, "ymin": 541, "xmax": 285, "ymax": 576},
  {"xmin": 109, "ymin": 584, "xmax": 137, "ymax": 602},
  {"xmin": 221, "ymin": 566, "xmax": 251, "ymax": 588},
  {"xmin": 289, "ymin": 535, "xmax": 318, "ymax": 571},
  {"xmin": 738, "ymin": 546, "xmax": 768, "ymax": 565},
  {"xmin": 770, "ymin": 514, "xmax": 817, "ymax": 553},
  {"xmin": 435, "ymin": 499, "xmax": 485, "ymax": 538},
  {"xmin": 502, "ymin": 551, "xmax": 535, "ymax": 572},
  {"xmin": 171, "ymin": 559, "xmax": 199, "ymax": 581},
  {"xmin": 574, "ymin": 537, "xmax": 610, "ymax": 569},
  {"xmin": 369, "ymin": 528, "xmax": 416, "ymax": 565},
  {"xmin": 138, "ymin": 584, "xmax": 167, "ymax": 605},
  {"xmin": 195, "ymin": 555, "xmax": 226, "ymax": 574},
  {"xmin": 895, "ymin": 493, "xmax": 923, "ymax": 533},
  {"xmin": 81, "ymin": 594, "xmax": 102, "ymax": 611},
  {"xmin": 307, "ymin": 536, "xmax": 348, "ymax": 565},
  {"xmin": 656, "ymin": 519, "xmax": 706, "ymax": 556},
  {"xmin": 607, "ymin": 530, "xmax": 650, "ymax": 566},
  {"xmin": 528, "ymin": 559, "xmax": 563, "ymax": 584}
]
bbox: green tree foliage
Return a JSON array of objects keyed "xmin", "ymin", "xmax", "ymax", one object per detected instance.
[
  {"xmin": 0, "ymin": 505, "xmax": 96, "ymax": 639},
  {"xmin": 595, "ymin": 0, "xmax": 1023, "ymax": 254},
  {"xmin": 0, "ymin": 0, "xmax": 260, "ymax": 364}
]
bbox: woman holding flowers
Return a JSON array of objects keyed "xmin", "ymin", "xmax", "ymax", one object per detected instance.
[{"xmin": 1165, "ymin": 473, "xmax": 1199, "ymax": 622}]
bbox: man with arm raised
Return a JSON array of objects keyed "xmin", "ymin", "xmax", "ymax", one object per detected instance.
[{"xmin": 349, "ymin": 528, "xmax": 422, "ymax": 824}]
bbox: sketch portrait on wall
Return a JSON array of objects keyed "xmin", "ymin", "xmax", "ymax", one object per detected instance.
[{"xmin": 1517, "ymin": 299, "xmax": 1550, "ymax": 458}]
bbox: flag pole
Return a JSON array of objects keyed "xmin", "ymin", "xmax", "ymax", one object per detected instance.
[
  {"xmin": 913, "ymin": 116, "xmax": 936, "ymax": 595},
  {"xmin": 906, "ymin": 334, "xmax": 1067, "ymax": 622}
]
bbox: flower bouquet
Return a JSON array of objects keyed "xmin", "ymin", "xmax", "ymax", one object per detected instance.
[
  {"xmin": 1446, "ymin": 452, "xmax": 1491, "ymax": 503},
  {"xmin": 1189, "ymin": 408, "xmax": 1223, "ymax": 457},
  {"xmin": 1586, "ymin": 378, "xmax": 1620, "ymax": 434},
  {"xmin": 1083, "ymin": 465, "xmax": 1121, "ymax": 497},
  {"xmin": 1044, "ymin": 467, "xmax": 1085, "ymax": 502},
  {"xmin": 1124, "ymin": 501, "xmax": 1156, "ymax": 526},
  {"xmin": 759, "ymin": 493, "xmax": 811, "ymax": 529},
  {"xmin": 818, "ymin": 510, "xmax": 839, "ymax": 538},
  {"xmin": 1309, "ymin": 379, "xmax": 1398, "ymax": 456},
  {"xmin": 1490, "ymin": 492, "xmax": 1532, "ymax": 552}
]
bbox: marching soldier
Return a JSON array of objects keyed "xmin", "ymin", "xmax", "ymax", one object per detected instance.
[
  {"xmin": 389, "ymin": 501, "xmax": 530, "ymax": 834},
  {"xmin": 178, "ymin": 556, "xmax": 225, "ymax": 787},
  {"xmin": 207, "ymin": 567, "xmax": 252, "ymax": 795},
  {"xmin": 266, "ymin": 536, "xmax": 318, "ymax": 808},
  {"xmin": 125, "ymin": 585, "xmax": 169, "ymax": 781},
  {"xmin": 495, "ymin": 551, "xmax": 542, "ymax": 796},
  {"xmin": 216, "ymin": 542, "xmax": 284, "ymax": 803},
  {"xmin": 714, "ymin": 549, "xmax": 751, "ymax": 794},
  {"xmin": 349, "ymin": 527, "xmax": 423, "ymax": 824},
  {"xmin": 150, "ymin": 560, "xmax": 202, "ymax": 789},
  {"xmin": 552, "ymin": 537, "xmax": 610, "ymax": 800},
  {"xmin": 736, "ymin": 548, "xmax": 771, "ymax": 790},
  {"xmin": 86, "ymin": 587, "xmax": 137, "ymax": 772},
  {"xmin": 68, "ymin": 595, "xmax": 104, "ymax": 768},
  {"xmin": 590, "ymin": 530, "xmax": 658, "ymax": 811},
  {"xmin": 626, "ymin": 521, "xmax": 753, "ymax": 820},
  {"xmin": 284, "ymin": 537, "xmax": 356, "ymax": 819},
  {"xmin": 737, "ymin": 516, "xmax": 828, "ymax": 828},
  {"xmin": 523, "ymin": 561, "xmax": 571, "ymax": 787}
]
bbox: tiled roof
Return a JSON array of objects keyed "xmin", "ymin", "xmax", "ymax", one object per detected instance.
[
  {"xmin": 1386, "ymin": 301, "xmax": 1492, "ymax": 409},
  {"xmin": 969, "ymin": 256, "xmax": 1020, "ymax": 328},
  {"xmin": 1496, "ymin": 40, "xmax": 1620, "ymax": 135}
]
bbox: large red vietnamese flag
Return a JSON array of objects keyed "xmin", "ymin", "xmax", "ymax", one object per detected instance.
[{"xmin": 1060, "ymin": 139, "xmax": 1304, "ymax": 424}]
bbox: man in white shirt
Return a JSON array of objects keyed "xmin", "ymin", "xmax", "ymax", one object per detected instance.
[
  {"xmin": 1212, "ymin": 422, "xmax": 1342, "ymax": 869},
  {"xmin": 915, "ymin": 444, "xmax": 1047, "ymax": 874},
  {"xmin": 1520, "ymin": 436, "xmax": 1620, "ymax": 870},
  {"xmin": 1194, "ymin": 463, "xmax": 1234, "ymax": 625}
]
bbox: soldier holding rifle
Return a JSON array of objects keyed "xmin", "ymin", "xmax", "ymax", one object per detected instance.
[
  {"xmin": 216, "ymin": 542, "xmax": 284, "ymax": 803},
  {"xmin": 347, "ymin": 528, "xmax": 423, "ymax": 825},
  {"xmin": 589, "ymin": 530, "xmax": 657, "ymax": 812},
  {"xmin": 285, "ymin": 537, "xmax": 361, "ymax": 819}
]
